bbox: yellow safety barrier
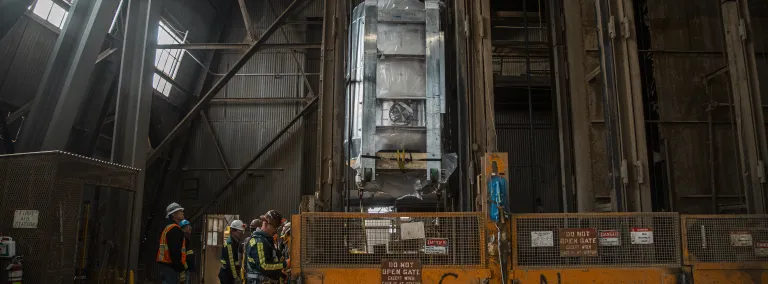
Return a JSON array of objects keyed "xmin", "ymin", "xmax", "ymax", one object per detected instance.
[
  {"xmin": 681, "ymin": 214, "xmax": 768, "ymax": 283},
  {"xmin": 291, "ymin": 212, "xmax": 493, "ymax": 283},
  {"xmin": 510, "ymin": 212, "xmax": 682, "ymax": 283}
]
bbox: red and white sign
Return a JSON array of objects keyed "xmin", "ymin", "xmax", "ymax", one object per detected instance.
[
  {"xmin": 598, "ymin": 230, "xmax": 621, "ymax": 246},
  {"xmin": 424, "ymin": 238, "xmax": 448, "ymax": 254},
  {"xmin": 755, "ymin": 242, "xmax": 768, "ymax": 257},
  {"xmin": 729, "ymin": 231, "xmax": 753, "ymax": 247},
  {"xmin": 631, "ymin": 228, "xmax": 654, "ymax": 245}
]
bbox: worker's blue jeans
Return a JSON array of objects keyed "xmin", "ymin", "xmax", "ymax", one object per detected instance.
[{"xmin": 159, "ymin": 264, "xmax": 180, "ymax": 284}]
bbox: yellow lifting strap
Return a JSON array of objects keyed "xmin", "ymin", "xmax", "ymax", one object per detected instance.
[{"xmin": 396, "ymin": 150, "xmax": 406, "ymax": 171}]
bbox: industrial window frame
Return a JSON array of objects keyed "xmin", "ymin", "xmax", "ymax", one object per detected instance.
[
  {"xmin": 28, "ymin": 0, "xmax": 70, "ymax": 29},
  {"xmin": 152, "ymin": 20, "xmax": 187, "ymax": 96}
]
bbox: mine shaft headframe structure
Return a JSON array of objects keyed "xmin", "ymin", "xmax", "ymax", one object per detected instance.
[{"xmin": 354, "ymin": 0, "xmax": 447, "ymax": 187}]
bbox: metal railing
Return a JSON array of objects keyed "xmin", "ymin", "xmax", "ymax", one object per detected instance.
[
  {"xmin": 299, "ymin": 212, "xmax": 485, "ymax": 268},
  {"xmin": 512, "ymin": 212, "xmax": 681, "ymax": 269}
]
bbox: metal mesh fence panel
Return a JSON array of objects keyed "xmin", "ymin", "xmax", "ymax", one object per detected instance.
[
  {"xmin": 300, "ymin": 212, "xmax": 485, "ymax": 268},
  {"xmin": 681, "ymin": 215, "xmax": 768, "ymax": 264},
  {"xmin": 0, "ymin": 151, "xmax": 138, "ymax": 283},
  {"xmin": 513, "ymin": 213, "xmax": 681, "ymax": 269}
]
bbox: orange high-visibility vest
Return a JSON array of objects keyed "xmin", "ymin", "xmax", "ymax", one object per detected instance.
[{"xmin": 156, "ymin": 223, "xmax": 187, "ymax": 267}]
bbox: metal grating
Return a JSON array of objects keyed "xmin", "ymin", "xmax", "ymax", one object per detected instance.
[
  {"xmin": 681, "ymin": 215, "xmax": 768, "ymax": 264},
  {"xmin": 513, "ymin": 213, "xmax": 681, "ymax": 269},
  {"xmin": 0, "ymin": 151, "xmax": 138, "ymax": 283},
  {"xmin": 300, "ymin": 212, "xmax": 485, "ymax": 268}
]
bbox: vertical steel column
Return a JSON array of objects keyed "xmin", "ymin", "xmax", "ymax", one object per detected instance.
[
  {"xmin": 425, "ymin": 0, "xmax": 444, "ymax": 181},
  {"xmin": 614, "ymin": 0, "xmax": 652, "ymax": 212},
  {"xmin": 317, "ymin": 0, "xmax": 347, "ymax": 211},
  {"xmin": 17, "ymin": 0, "xmax": 122, "ymax": 152},
  {"xmin": 720, "ymin": 0, "xmax": 768, "ymax": 214},
  {"xmin": 595, "ymin": 0, "xmax": 626, "ymax": 212},
  {"xmin": 111, "ymin": 0, "xmax": 160, "ymax": 272},
  {"xmin": 548, "ymin": 0, "xmax": 575, "ymax": 212},
  {"xmin": 237, "ymin": 0, "xmax": 256, "ymax": 42},
  {"xmin": 562, "ymin": 0, "xmax": 594, "ymax": 212},
  {"xmin": 359, "ymin": 0, "xmax": 378, "ymax": 182},
  {"xmin": 452, "ymin": 0, "xmax": 472, "ymax": 211},
  {"xmin": 68, "ymin": 50, "xmax": 121, "ymax": 156}
]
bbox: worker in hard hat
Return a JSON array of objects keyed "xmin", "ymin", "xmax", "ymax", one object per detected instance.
[
  {"xmin": 219, "ymin": 219, "xmax": 246, "ymax": 284},
  {"xmin": 180, "ymin": 220, "xmax": 196, "ymax": 284},
  {"xmin": 157, "ymin": 202, "xmax": 187, "ymax": 284},
  {"xmin": 240, "ymin": 219, "xmax": 263, "ymax": 283},
  {"xmin": 244, "ymin": 210, "xmax": 287, "ymax": 284}
]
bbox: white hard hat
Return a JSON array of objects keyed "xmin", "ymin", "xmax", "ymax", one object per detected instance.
[
  {"xmin": 230, "ymin": 220, "xmax": 246, "ymax": 231},
  {"xmin": 166, "ymin": 202, "xmax": 184, "ymax": 217}
]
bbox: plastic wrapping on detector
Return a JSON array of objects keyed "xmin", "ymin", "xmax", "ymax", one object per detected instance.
[
  {"xmin": 376, "ymin": 60, "xmax": 426, "ymax": 98},
  {"xmin": 378, "ymin": 0, "xmax": 426, "ymax": 10},
  {"xmin": 353, "ymin": 153, "xmax": 458, "ymax": 200}
]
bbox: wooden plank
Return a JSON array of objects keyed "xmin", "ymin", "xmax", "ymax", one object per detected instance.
[{"xmin": 376, "ymin": 152, "xmax": 428, "ymax": 170}]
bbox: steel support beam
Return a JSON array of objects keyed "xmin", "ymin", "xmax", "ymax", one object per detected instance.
[
  {"xmin": 154, "ymin": 67, "xmax": 190, "ymax": 95},
  {"xmin": 266, "ymin": 0, "xmax": 316, "ymax": 97},
  {"xmin": 156, "ymin": 42, "xmax": 321, "ymax": 50},
  {"xmin": 548, "ymin": 0, "xmax": 575, "ymax": 212},
  {"xmin": 595, "ymin": 0, "xmax": 625, "ymax": 211},
  {"xmin": 17, "ymin": 0, "xmax": 122, "ymax": 152},
  {"xmin": 147, "ymin": 0, "xmax": 312, "ymax": 167},
  {"xmin": 6, "ymin": 101, "xmax": 32, "ymax": 124},
  {"xmin": 564, "ymin": 0, "xmax": 596, "ymax": 212},
  {"xmin": 614, "ymin": 0, "xmax": 652, "ymax": 212},
  {"xmin": 468, "ymin": 0, "xmax": 496, "ymax": 155},
  {"xmin": 452, "ymin": 0, "xmax": 472, "ymax": 211},
  {"xmin": 721, "ymin": 0, "xmax": 768, "ymax": 214},
  {"xmin": 201, "ymin": 111, "xmax": 232, "ymax": 178},
  {"xmin": 0, "ymin": 0, "xmax": 35, "ymax": 40},
  {"xmin": 316, "ymin": 0, "xmax": 347, "ymax": 212},
  {"xmin": 237, "ymin": 0, "xmax": 256, "ymax": 42},
  {"xmin": 189, "ymin": 97, "xmax": 319, "ymax": 223},
  {"xmin": 111, "ymin": 0, "xmax": 160, "ymax": 272},
  {"xmin": 67, "ymin": 50, "xmax": 121, "ymax": 156},
  {"xmin": 139, "ymin": 0, "xmax": 234, "ymax": 258}
]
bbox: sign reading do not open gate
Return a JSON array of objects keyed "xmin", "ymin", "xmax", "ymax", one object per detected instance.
[{"xmin": 381, "ymin": 259, "xmax": 422, "ymax": 284}]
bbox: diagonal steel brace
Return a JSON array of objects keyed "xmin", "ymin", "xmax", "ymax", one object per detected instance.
[
  {"xmin": 189, "ymin": 96, "xmax": 319, "ymax": 223},
  {"xmin": 146, "ymin": 0, "xmax": 313, "ymax": 166}
]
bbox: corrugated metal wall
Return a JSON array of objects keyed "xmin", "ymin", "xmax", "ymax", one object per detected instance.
[
  {"xmin": 171, "ymin": 0, "xmax": 323, "ymax": 224},
  {"xmin": 0, "ymin": 16, "xmax": 58, "ymax": 108},
  {"xmin": 140, "ymin": 1, "xmax": 323, "ymax": 281},
  {"xmin": 495, "ymin": 111, "xmax": 561, "ymax": 213}
]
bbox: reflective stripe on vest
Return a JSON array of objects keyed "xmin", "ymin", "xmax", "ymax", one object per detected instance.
[
  {"xmin": 156, "ymin": 223, "xmax": 187, "ymax": 266},
  {"xmin": 226, "ymin": 242, "xmax": 238, "ymax": 278}
]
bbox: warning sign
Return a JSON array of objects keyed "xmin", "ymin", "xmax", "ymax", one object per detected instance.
[
  {"xmin": 598, "ymin": 230, "xmax": 621, "ymax": 246},
  {"xmin": 13, "ymin": 210, "xmax": 39, "ymax": 229},
  {"xmin": 631, "ymin": 228, "xmax": 654, "ymax": 245},
  {"xmin": 755, "ymin": 242, "xmax": 768, "ymax": 257},
  {"xmin": 424, "ymin": 238, "xmax": 448, "ymax": 254},
  {"xmin": 729, "ymin": 231, "xmax": 753, "ymax": 247},
  {"xmin": 559, "ymin": 228, "xmax": 598, "ymax": 257},
  {"xmin": 381, "ymin": 259, "xmax": 421, "ymax": 284},
  {"xmin": 531, "ymin": 231, "xmax": 554, "ymax": 247}
]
